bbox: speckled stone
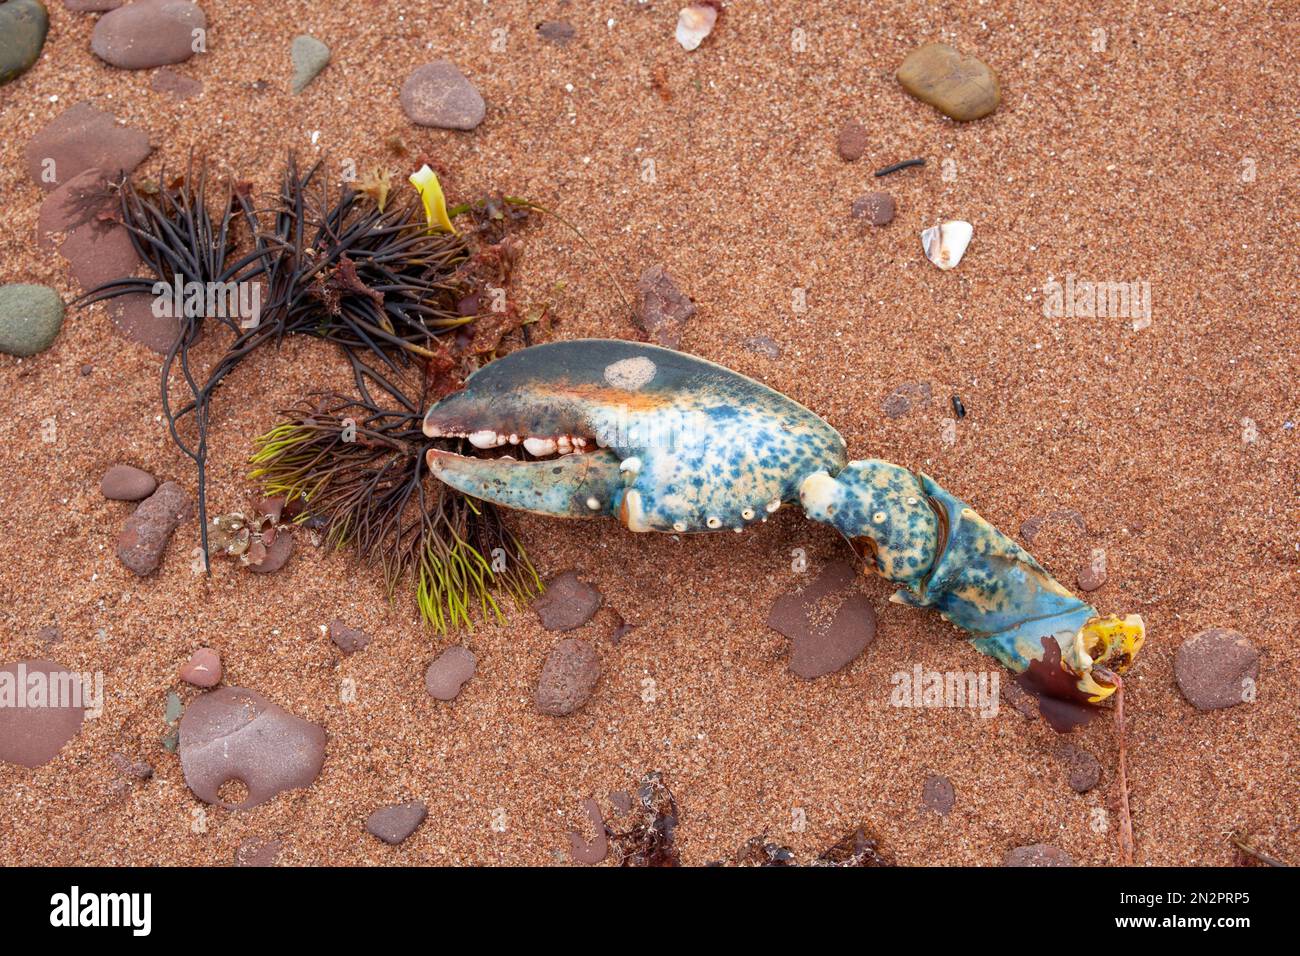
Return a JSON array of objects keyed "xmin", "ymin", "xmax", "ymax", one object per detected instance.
[
  {"xmin": 852, "ymin": 192, "xmax": 895, "ymax": 226},
  {"xmin": 114, "ymin": 480, "xmax": 191, "ymax": 575},
  {"xmin": 0, "ymin": 0, "xmax": 49, "ymax": 87},
  {"xmin": 0, "ymin": 284, "xmax": 64, "ymax": 356},
  {"xmin": 897, "ymin": 43, "xmax": 1000, "ymax": 122},
  {"xmin": 91, "ymin": 0, "xmax": 207, "ymax": 70},
  {"xmin": 399, "ymin": 60, "xmax": 485, "ymax": 130},
  {"xmin": 535, "ymin": 638, "xmax": 600, "ymax": 716},
  {"xmin": 533, "ymin": 571, "xmax": 603, "ymax": 631}
]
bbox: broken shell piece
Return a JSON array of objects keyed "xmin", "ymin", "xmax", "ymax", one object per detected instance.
[
  {"xmin": 675, "ymin": 4, "xmax": 718, "ymax": 52},
  {"xmin": 921, "ymin": 220, "xmax": 973, "ymax": 270}
]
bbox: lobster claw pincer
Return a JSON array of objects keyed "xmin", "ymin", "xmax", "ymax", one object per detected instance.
[{"xmin": 423, "ymin": 339, "xmax": 847, "ymax": 532}]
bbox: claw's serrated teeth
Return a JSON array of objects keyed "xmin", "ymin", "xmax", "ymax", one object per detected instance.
[
  {"xmin": 523, "ymin": 437, "xmax": 557, "ymax": 457},
  {"xmin": 468, "ymin": 430, "xmax": 506, "ymax": 449}
]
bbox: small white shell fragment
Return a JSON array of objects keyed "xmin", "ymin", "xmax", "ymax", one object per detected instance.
[
  {"xmin": 675, "ymin": 4, "xmax": 718, "ymax": 52},
  {"xmin": 920, "ymin": 220, "xmax": 973, "ymax": 270}
]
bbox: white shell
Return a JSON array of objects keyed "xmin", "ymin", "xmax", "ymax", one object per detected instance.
[
  {"xmin": 921, "ymin": 220, "xmax": 973, "ymax": 270},
  {"xmin": 675, "ymin": 4, "xmax": 717, "ymax": 52}
]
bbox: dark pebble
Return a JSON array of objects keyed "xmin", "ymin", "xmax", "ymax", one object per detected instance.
[
  {"xmin": 1058, "ymin": 744, "xmax": 1101, "ymax": 793},
  {"xmin": 634, "ymin": 265, "xmax": 696, "ymax": 350},
  {"xmin": 425, "ymin": 645, "xmax": 476, "ymax": 701},
  {"xmin": 537, "ymin": 20, "xmax": 576, "ymax": 44},
  {"xmin": 366, "ymin": 801, "xmax": 428, "ymax": 845},
  {"xmin": 852, "ymin": 191, "xmax": 895, "ymax": 226},
  {"xmin": 532, "ymin": 570, "xmax": 603, "ymax": 631},
  {"xmin": 1175, "ymin": 628, "xmax": 1259, "ymax": 711},
  {"xmin": 328, "ymin": 618, "xmax": 370, "ymax": 655},
  {"xmin": 179, "ymin": 686, "xmax": 326, "ymax": 809}
]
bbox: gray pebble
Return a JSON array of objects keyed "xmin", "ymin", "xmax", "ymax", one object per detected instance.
[
  {"xmin": 0, "ymin": 284, "xmax": 64, "ymax": 357},
  {"xmin": 100, "ymin": 464, "xmax": 157, "ymax": 501},
  {"xmin": 400, "ymin": 60, "xmax": 485, "ymax": 130},
  {"xmin": 0, "ymin": 0, "xmax": 49, "ymax": 87},
  {"xmin": 290, "ymin": 34, "xmax": 330, "ymax": 94}
]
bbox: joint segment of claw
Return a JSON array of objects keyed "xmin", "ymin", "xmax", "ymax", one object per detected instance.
[{"xmin": 422, "ymin": 339, "xmax": 1145, "ymax": 711}]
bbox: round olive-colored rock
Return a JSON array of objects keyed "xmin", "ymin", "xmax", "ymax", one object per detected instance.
[
  {"xmin": 897, "ymin": 42, "xmax": 1000, "ymax": 121},
  {"xmin": 0, "ymin": 0, "xmax": 49, "ymax": 86},
  {"xmin": 0, "ymin": 284, "xmax": 64, "ymax": 356}
]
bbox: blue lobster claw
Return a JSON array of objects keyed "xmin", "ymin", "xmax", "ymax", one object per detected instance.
[{"xmin": 424, "ymin": 339, "xmax": 847, "ymax": 532}]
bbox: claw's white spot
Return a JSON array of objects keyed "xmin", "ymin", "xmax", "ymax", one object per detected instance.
[
  {"xmin": 673, "ymin": 521, "xmax": 687, "ymax": 532},
  {"xmin": 603, "ymin": 356, "xmax": 657, "ymax": 390},
  {"xmin": 586, "ymin": 497, "xmax": 601, "ymax": 511},
  {"xmin": 741, "ymin": 507, "xmax": 755, "ymax": 520},
  {"xmin": 619, "ymin": 456, "xmax": 642, "ymax": 474},
  {"xmin": 621, "ymin": 489, "xmax": 651, "ymax": 532},
  {"xmin": 706, "ymin": 516, "xmax": 721, "ymax": 529},
  {"xmin": 733, "ymin": 526, "xmax": 743, "ymax": 533},
  {"xmin": 766, "ymin": 498, "xmax": 781, "ymax": 513},
  {"xmin": 906, "ymin": 496, "xmax": 918, "ymax": 505},
  {"xmin": 872, "ymin": 511, "xmax": 886, "ymax": 524}
]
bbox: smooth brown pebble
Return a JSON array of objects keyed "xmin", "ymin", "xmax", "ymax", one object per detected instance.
[
  {"xmin": 179, "ymin": 686, "xmax": 326, "ymax": 809},
  {"xmin": 1175, "ymin": 628, "xmax": 1259, "ymax": 711},
  {"xmin": 179, "ymin": 647, "xmax": 222, "ymax": 688},
  {"xmin": 399, "ymin": 60, "xmax": 485, "ymax": 130},
  {"xmin": 0, "ymin": 660, "xmax": 86, "ymax": 767},
  {"xmin": 536, "ymin": 638, "xmax": 600, "ymax": 716},
  {"xmin": 897, "ymin": 42, "xmax": 1000, "ymax": 121},
  {"xmin": 91, "ymin": 0, "xmax": 207, "ymax": 70},
  {"xmin": 100, "ymin": 463, "xmax": 157, "ymax": 501},
  {"xmin": 366, "ymin": 801, "xmax": 428, "ymax": 845},
  {"xmin": 425, "ymin": 646, "xmax": 476, "ymax": 701}
]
